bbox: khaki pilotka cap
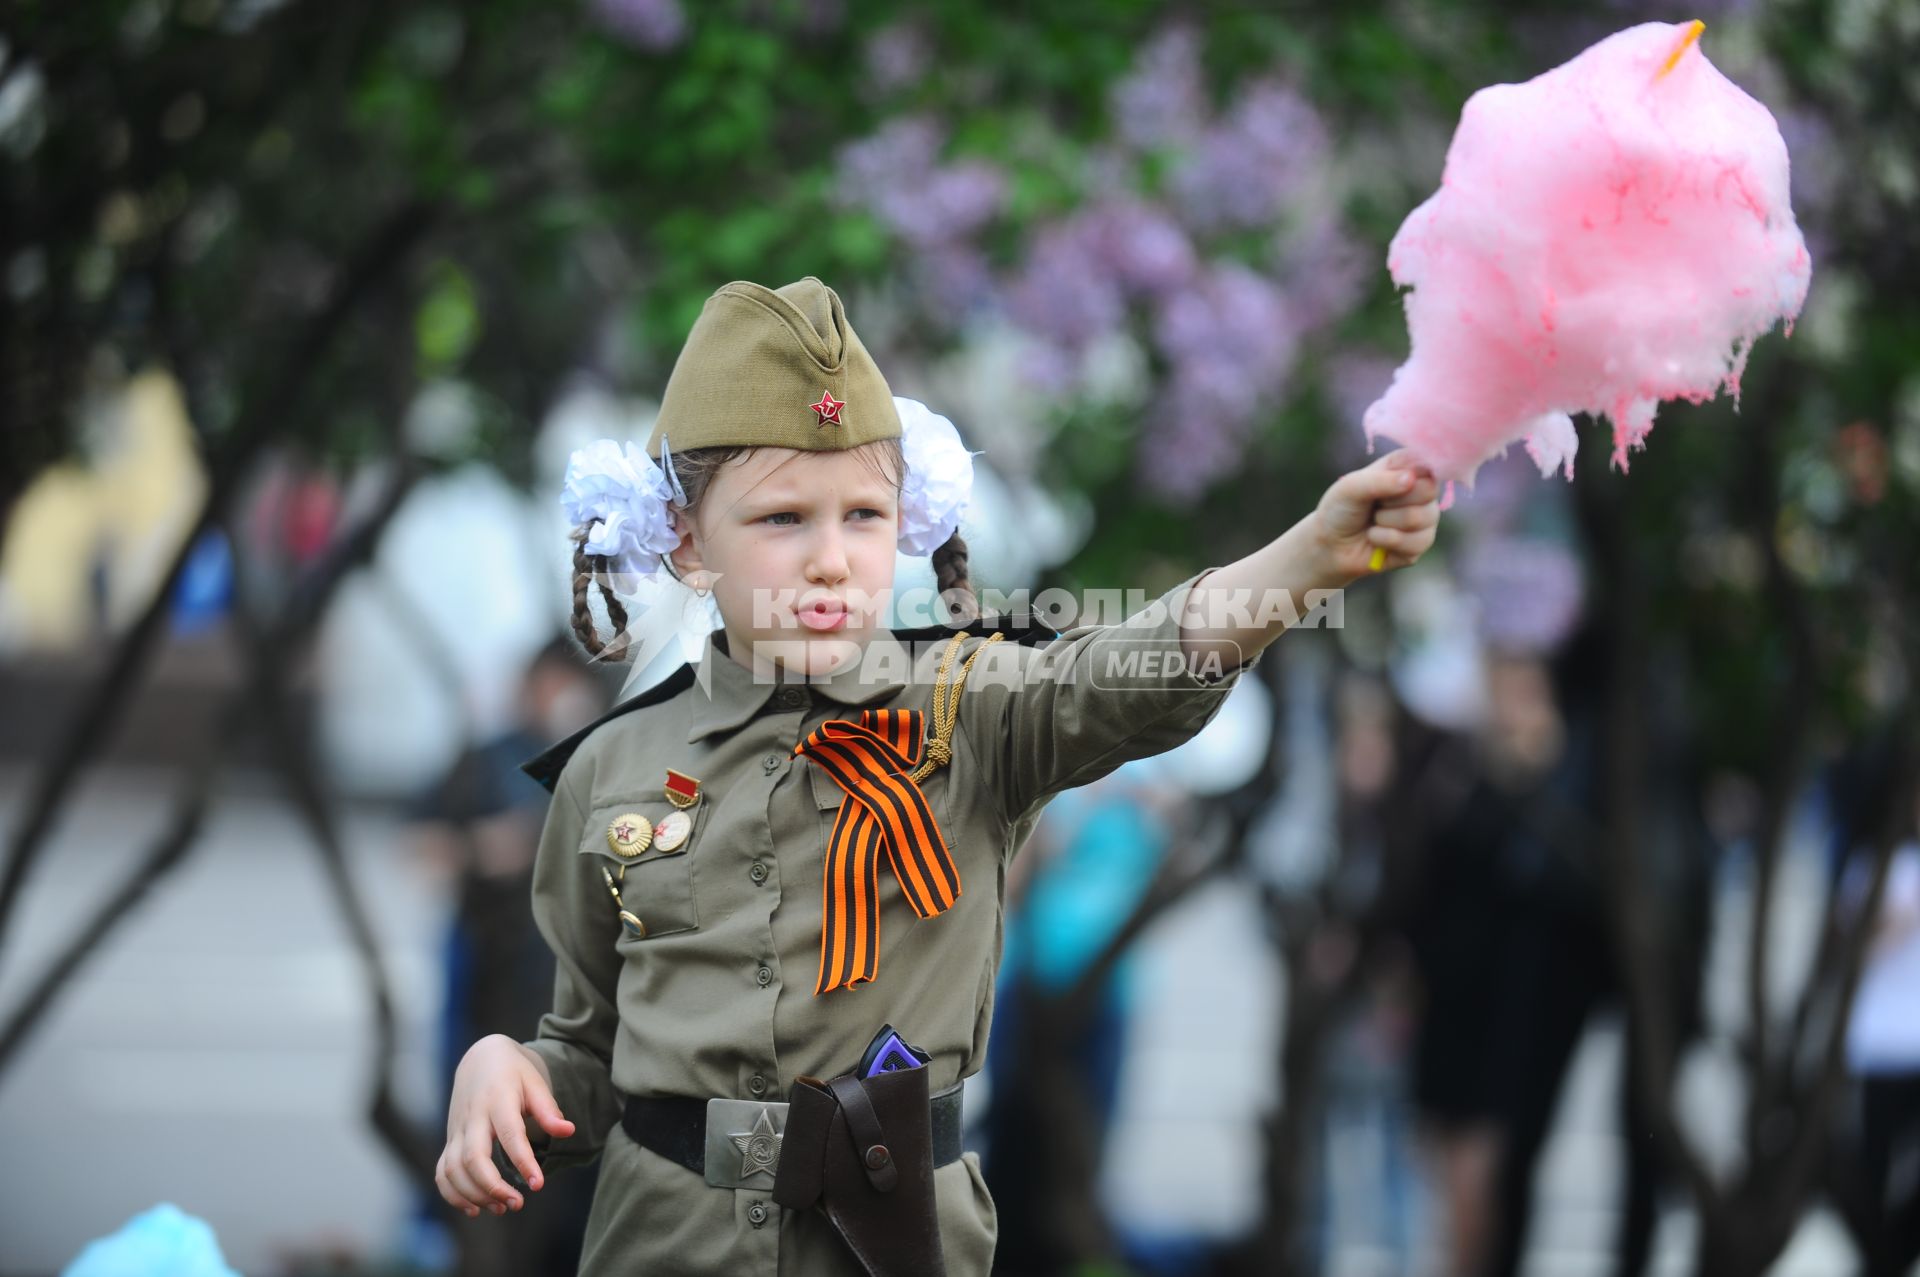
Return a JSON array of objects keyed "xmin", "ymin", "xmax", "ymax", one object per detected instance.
[{"xmin": 645, "ymin": 277, "xmax": 902, "ymax": 458}]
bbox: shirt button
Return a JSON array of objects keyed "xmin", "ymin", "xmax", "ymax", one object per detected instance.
[
  {"xmin": 778, "ymin": 687, "xmax": 806, "ymax": 709},
  {"xmin": 756, "ymin": 965, "xmax": 773, "ymax": 987},
  {"xmin": 747, "ymin": 1073, "xmax": 767, "ymax": 1096},
  {"xmin": 747, "ymin": 1202, "xmax": 768, "ymax": 1227},
  {"xmin": 749, "ymin": 861, "xmax": 768, "ymax": 884},
  {"xmin": 762, "ymin": 754, "xmax": 782, "ymax": 773}
]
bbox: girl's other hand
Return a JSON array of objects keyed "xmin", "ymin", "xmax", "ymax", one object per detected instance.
[
  {"xmin": 1313, "ymin": 449, "xmax": 1441, "ymax": 580},
  {"xmin": 436, "ymin": 1034, "xmax": 577, "ymax": 1218}
]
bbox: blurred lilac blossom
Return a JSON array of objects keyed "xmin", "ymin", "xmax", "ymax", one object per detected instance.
[
  {"xmin": 865, "ymin": 22, "xmax": 930, "ymax": 94},
  {"xmin": 1137, "ymin": 264, "xmax": 1300, "ymax": 499},
  {"xmin": 1006, "ymin": 218, "xmax": 1126, "ymax": 349},
  {"xmin": 840, "ymin": 25, "xmax": 1371, "ymax": 501},
  {"xmin": 913, "ymin": 244, "xmax": 998, "ymax": 317},
  {"xmin": 1082, "ymin": 144, "xmax": 1138, "ymax": 202},
  {"xmin": 1136, "ymin": 400, "xmax": 1251, "ymax": 500},
  {"xmin": 1111, "ymin": 27, "xmax": 1207, "ymax": 150},
  {"xmin": 837, "ymin": 116, "xmax": 942, "ymax": 188},
  {"xmin": 1152, "ymin": 263, "xmax": 1296, "ymax": 384},
  {"xmin": 1459, "ymin": 537, "xmax": 1586, "ymax": 656},
  {"xmin": 1447, "ymin": 448, "xmax": 1541, "ymax": 533},
  {"xmin": 1171, "ymin": 80, "xmax": 1326, "ymax": 231},
  {"xmin": 1280, "ymin": 212, "xmax": 1372, "ymax": 327},
  {"xmin": 1009, "ymin": 200, "xmax": 1198, "ymax": 333},
  {"xmin": 1089, "ymin": 200, "xmax": 1198, "ymax": 296},
  {"xmin": 1325, "ymin": 351, "xmax": 1398, "ymax": 469},
  {"xmin": 587, "ymin": 0, "xmax": 686, "ymax": 50},
  {"xmin": 835, "ymin": 119, "xmax": 1007, "ymax": 247},
  {"xmin": 1019, "ymin": 341, "xmax": 1082, "ymax": 398}
]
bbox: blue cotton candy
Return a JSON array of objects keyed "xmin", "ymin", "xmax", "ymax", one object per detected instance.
[{"xmin": 60, "ymin": 1204, "xmax": 241, "ymax": 1277}]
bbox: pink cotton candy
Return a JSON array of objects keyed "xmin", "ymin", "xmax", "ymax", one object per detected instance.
[{"xmin": 1362, "ymin": 21, "xmax": 1811, "ymax": 501}]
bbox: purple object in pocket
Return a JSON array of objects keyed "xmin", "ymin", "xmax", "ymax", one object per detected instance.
[{"xmin": 857, "ymin": 1022, "xmax": 931, "ymax": 1078}]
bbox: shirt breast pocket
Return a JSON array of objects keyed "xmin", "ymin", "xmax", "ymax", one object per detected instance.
[
  {"xmin": 579, "ymin": 800, "xmax": 703, "ymax": 940},
  {"xmin": 806, "ymin": 749, "xmax": 960, "ymax": 868}
]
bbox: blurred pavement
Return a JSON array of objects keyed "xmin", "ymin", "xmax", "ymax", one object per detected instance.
[{"xmin": 0, "ymin": 766, "xmax": 446, "ymax": 1275}]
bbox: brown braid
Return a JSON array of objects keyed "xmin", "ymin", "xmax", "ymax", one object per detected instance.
[
  {"xmin": 931, "ymin": 530, "xmax": 978, "ymax": 625},
  {"xmin": 569, "ymin": 527, "xmax": 633, "ymax": 663}
]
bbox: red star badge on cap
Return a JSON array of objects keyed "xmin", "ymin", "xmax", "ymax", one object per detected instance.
[{"xmin": 810, "ymin": 390, "xmax": 844, "ymax": 427}]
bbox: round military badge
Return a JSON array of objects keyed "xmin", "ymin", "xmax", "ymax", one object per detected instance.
[
  {"xmin": 653, "ymin": 809, "xmax": 692, "ymax": 853},
  {"xmin": 607, "ymin": 813, "xmax": 652, "ymax": 858},
  {"xmin": 619, "ymin": 910, "xmax": 648, "ymax": 939}
]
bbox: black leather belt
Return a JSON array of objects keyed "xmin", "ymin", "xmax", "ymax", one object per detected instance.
[{"xmin": 622, "ymin": 1082, "xmax": 964, "ymax": 1189}]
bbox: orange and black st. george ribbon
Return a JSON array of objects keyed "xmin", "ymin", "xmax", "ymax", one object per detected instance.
[{"xmin": 793, "ymin": 707, "xmax": 959, "ymax": 993}]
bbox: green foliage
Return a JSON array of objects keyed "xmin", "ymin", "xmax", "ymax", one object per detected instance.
[
  {"xmin": 415, "ymin": 262, "xmax": 481, "ymax": 372},
  {"xmin": 8, "ymin": 0, "xmax": 1917, "ymax": 765}
]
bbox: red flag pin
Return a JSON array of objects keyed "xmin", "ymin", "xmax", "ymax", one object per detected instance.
[{"xmin": 664, "ymin": 768, "xmax": 702, "ymax": 810}]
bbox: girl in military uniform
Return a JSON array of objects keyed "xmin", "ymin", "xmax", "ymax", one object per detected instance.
[{"xmin": 433, "ymin": 277, "xmax": 1440, "ymax": 1275}]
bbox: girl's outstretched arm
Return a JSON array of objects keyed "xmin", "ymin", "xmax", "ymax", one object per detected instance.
[
  {"xmin": 1179, "ymin": 449, "xmax": 1441, "ymax": 673},
  {"xmin": 951, "ymin": 448, "xmax": 1439, "ymax": 827}
]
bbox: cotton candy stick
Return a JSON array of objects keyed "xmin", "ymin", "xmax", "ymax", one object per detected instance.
[
  {"xmin": 1361, "ymin": 20, "xmax": 1812, "ymax": 504},
  {"xmin": 1657, "ymin": 19, "xmax": 1704, "ymax": 78}
]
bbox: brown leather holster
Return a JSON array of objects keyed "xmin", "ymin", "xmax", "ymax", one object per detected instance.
[{"xmin": 771, "ymin": 1067, "xmax": 946, "ymax": 1277}]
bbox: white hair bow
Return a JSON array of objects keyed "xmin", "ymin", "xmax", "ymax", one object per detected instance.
[
  {"xmin": 892, "ymin": 397, "xmax": 978, "ymax": 556},
  {"xmin": 559, "ymin": 439, "xmax": 680, "ymax": 582}
]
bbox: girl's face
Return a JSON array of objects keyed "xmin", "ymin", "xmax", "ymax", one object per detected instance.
[{"xmin": 669, "ymin": 444, "xmax": 901, "ymax": 678}]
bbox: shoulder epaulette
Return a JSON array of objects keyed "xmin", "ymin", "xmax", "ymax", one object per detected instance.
[
  {"xmin": 893, "ymin": 610, "xmax": 1060, "ymax": 648},
  {"xmin": 519, "ymin": 662, "xmax": 698, "ymax": 794}
]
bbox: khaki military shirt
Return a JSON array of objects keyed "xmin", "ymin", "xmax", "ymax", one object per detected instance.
[{"xmin": 520, "ymin": 569, "xmax": 1263, "ymax": 1275}]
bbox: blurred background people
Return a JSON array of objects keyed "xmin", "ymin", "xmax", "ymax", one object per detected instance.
[
  {"xmin": 1311, "ymin": 671, "xmax": 1429, "ymax": 1277},
  {"xmin": 1833, "ymin": 777, "xmax": 1920, "ymax": 1277},
  {"xmin": 1403, "ymin": 632, "xmax": 1709, "ymax": 1277},
  {"xmin": 406, "ymin": 636, "xmax": 607, "ymax": 1277},
  {"xmin": 984, "ymin": 761, "xmax": 1181, "ymax": 1276},
  {"xmin": 1403, "ymin": 651, "xmax": 1582, "ymax": 1277}
]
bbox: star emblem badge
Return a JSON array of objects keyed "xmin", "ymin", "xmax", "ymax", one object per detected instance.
[
  {"xmin": 606, "ymin": 812, "xmax": 651, "ymax": 857},
  {"xmin": 730, "ymin": 1107, "xmax": 783, "ymax": 1181},
  {"xmin": 810, "ymin": 389, "xmax": 844, "ymax": 427}
]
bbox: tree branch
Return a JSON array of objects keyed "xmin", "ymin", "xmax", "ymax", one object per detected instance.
[
  {"xmin": 1741, "ymin": 404, "xmax": 1821, "ymax": 1160},
  {"xmin": 1574, "ymin": 452, "xmax": 1722, "ymax": 1212},
  {"xmin": 0, "ymin": 197, "xmax": 440, "ymax": 951},
  {"xmin": 0, "ymin": 457, "xmax": 422, "ymax": 1083}
]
